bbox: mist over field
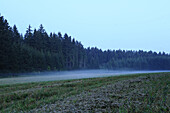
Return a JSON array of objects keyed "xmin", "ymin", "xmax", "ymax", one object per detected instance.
[
  {"xmin": 1, "ymin": 1, "xmax": 170, "ymax": 112},
  {"xmin": 0, "ymin": 70, "xmax": 170, "ymax": 85}
]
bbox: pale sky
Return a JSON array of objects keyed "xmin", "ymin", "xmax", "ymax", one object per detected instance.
[{"xmin": 0, "ymin": 0, "xmax": 170, "ymax": 53}]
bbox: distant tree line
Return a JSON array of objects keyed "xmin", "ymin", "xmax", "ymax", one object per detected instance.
[{"xmin": 0, "ymin": 15, "xmax": 170, "ymax": 73}]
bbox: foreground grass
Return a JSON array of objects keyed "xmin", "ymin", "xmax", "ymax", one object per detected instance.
[
  {"xmin": 117, "ymin": 73, "xmax": 170, "ymax": 113},
  {"xmin": 0, "ymin": 73, "xmax": 169, "ymax": 112}
]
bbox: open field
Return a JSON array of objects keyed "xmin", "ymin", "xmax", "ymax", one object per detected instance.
[{"xmin": 0, "ymin": 73, "xmax": 169, "ymax": 112}]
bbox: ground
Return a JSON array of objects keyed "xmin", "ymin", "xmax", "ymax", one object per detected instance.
[{"xmin": 0, "ymin": 73, "xmax": 169, "ymax": 112}]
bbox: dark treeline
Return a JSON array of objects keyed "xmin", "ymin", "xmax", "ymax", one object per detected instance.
[{"xmin": 1, "ymin": 15, "xmax": 170, "ymax": 73}]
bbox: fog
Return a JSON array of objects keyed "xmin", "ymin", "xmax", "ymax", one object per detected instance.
[{"xmin": 0, "ymin": 70, "xmax": 170, "ymax": 85}]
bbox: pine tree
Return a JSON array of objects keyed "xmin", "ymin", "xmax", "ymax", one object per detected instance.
[
  {"xmin": 12, "ymin": 25, "xmax": 21, "ymax": 44},
  {"xmin": 24, "ymin": 25, "xmax": 33, "ymax": 46}
]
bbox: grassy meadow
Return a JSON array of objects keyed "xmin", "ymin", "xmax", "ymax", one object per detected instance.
[{"xmin": 0, "ymin": 73, "xmax": 169, "ymax": 112}]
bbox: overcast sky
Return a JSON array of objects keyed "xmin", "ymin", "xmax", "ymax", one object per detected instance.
[{"xmin": 1, "ymin": 0, "xmax": 170, "ymax": 53}]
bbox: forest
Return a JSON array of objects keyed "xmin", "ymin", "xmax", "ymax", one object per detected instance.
[{"xmin": 1, "ymin": 15, "xmax": 170, "ymax": 73}]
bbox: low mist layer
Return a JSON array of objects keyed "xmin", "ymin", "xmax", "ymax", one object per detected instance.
[{"xmin": 0, "ymin": 70, "xmax": 170, "ymax": 85}]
